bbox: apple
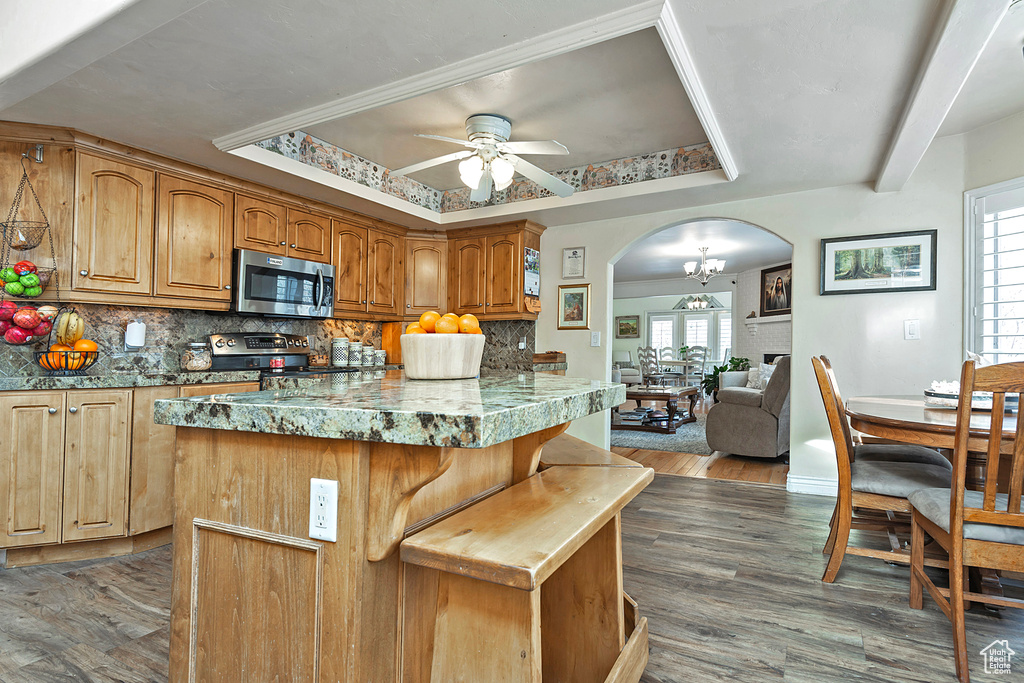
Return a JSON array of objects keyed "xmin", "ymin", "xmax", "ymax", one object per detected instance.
[
  {"xmin": 31, "ymin": 320, "xmax": 51, "ymax": 337},
  {"xmin": 36, "ymin": 305, "xmax": 58, "ymax": 321},
  {"xmin": 0, "ymin": 320, "xmax": 10, "ymax": 335},
  {"xmin": 12, "ymin": 307, "xmax": 41, "ymax": 330},
  {"xmin": 0, "ymin": 301, "xmax": 15, "ymax": 321},
  {"xmin": 13, "ymin": 261, "xmax": 36, "ymax": 276},
  {"xmin": 19, "ymin": 273, "xmax": 39, "ymax": 288},
  {"xmin": 22, "ymin": 286, "xmax": 42, "ymax": 298},
  {"xmin": 4, "ymin": 327, "xmax": 30, "ymax": 344},
  {"xmin": 4, "ymin": 282, "xmax": 24, "ymax": 296},
  {"xmin": 0, "ymin": 267, "xmax": 17, "ymax": 283}
]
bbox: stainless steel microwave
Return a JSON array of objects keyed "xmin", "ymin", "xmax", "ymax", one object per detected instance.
[{"xmin": 234, "ymin": 250, "xmax": 335, "ymax": 318}]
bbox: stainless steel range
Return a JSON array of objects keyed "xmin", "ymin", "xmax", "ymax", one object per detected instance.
[{"xmin": 208, "ymin": 332, "xmax": 356, "ymax": 377}]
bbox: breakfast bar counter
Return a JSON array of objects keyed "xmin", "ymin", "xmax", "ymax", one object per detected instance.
[{"xmin": 154, "ymin": 371, "xmax": 647, "ymax": 682}]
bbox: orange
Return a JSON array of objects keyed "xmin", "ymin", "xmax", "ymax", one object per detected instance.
[
  {"xmin": 465, "ymin": 326, "xmax": 483, "ymax": 334},
  {"xmin": 441, "ymin": 313, "xmax": 459, "ymax": 323},
  {"xmin": 50, "ymin": 343, "xmax": 72, "ymax": 352},
  {"xmin": 73, "ymin": 339, "xmax": 98, "ymax": 352},
  {"xmin": 39, "ymin": 353, "xmax": 58, "ymax": 370},
  {"xmin": 434, "ymin": 317, "xmax": 460, "ymax": 334},
  {"xmin": 459, "ymin": 313, "xmax": 479, "ymax": 328},
  {"xmin": 405, "ymin": 326, "xmax": 427, "ymax": 334},
  {"xmin": 458, "ymin": 318, "xmax": 481, "ymax": 334},
  {"xmin": 418, "ymin": 311, "xmax": 441, "ymax": 333},
  {"xmin": 405, "ymin": 323, "xmax": 423, "ymax": 333}
]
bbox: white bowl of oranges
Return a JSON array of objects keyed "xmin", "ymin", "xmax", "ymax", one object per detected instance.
[{"xmin": 401, "ymin": 311, "xmax": 484, "ymax": 380}]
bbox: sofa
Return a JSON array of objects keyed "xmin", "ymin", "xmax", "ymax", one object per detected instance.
[
  {"xmin": 611, "ymin": 365, "xmax": 642, "ymax": 385},
  {"xmin": 705, "ymin": 355, "xmax": 791, "ymax": 458}
]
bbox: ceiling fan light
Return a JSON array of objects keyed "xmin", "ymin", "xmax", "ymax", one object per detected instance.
[
  {"xmin": 490, "ymin": 156, "xmax": 514, "ymax": 186},
  {"xmin": 458, "ymin": 156, "xmax": 484, "ymax": 189}
]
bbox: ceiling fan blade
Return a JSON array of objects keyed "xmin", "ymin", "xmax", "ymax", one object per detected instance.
[
  {"xmin": 470, "ymin": 170, "xmax": 493, "ymax": 202},
  {"xmin": 505, "ymin": 154, "xmax": 574, "ymax": 198},
  {"xmin": 415, "ymin": 134, "xmax": 484, "ymax": 149},
  {"xmin": 497, "ymin": 140, "xmax": 569, "ymax": 155},
  {"xmin": 390, "ymin": 150, "xmax": 474, "ymax": 177}
]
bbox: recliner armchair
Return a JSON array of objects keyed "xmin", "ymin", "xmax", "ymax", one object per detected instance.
[{"xmin": 705, "ymin": 356, "xmax": 791, "ymax": 458}]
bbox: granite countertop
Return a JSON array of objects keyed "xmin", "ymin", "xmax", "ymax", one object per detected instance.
[
  {"xmin": 153, "ymin": 370, "xmax": 625, "ymax": 448},
  {"xmin": 0, "ymin": 370, "xmax": 263, "ymax": 392}
]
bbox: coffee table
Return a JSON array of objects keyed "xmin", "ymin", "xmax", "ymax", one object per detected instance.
[{"xmin": 611, "ymin": 385, "xmax": 699, "ymax": 434}]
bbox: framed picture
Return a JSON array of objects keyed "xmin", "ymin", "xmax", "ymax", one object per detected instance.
[
  {"xmin": 558, "ymin": 283, "xmax": 591, "ymax": 330},
  {"xmin": 760, "ymin": 263, "xmax": 792, "ymax": 317},
  {"xmin": 820, "ymin": 229, "xmax": 937, "ymax": 295},
  {"xmin": 562, "ymin": 247, "xmax": 585, "ymax": 279},
  {"xmin": 615, "ymin": 315, "xmax": 640, "ymax": 338}
]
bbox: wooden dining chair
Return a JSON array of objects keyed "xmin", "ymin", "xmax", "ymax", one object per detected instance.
[
  {"xmin": 636, "ymin": 346, "xmax": 664, "ymax": 386},
  {"xmin": 660, "ymin": 347, "xmax": 684, "ymax": 386},
  {"xmin": 812, "ymin": 356, "xmax": 952, "ymax": 582},
  {"xmin": 681, "ymin": 346, "xmax": 707, "ymax": 388},
  {"xmin": 909, "ymin": 360, "xmax": 1024, "ymax": 683}
]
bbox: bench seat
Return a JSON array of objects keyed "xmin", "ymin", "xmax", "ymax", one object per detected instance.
[{"xmin": 538, "ymin": 433, "xmax": 642, "ymax": 470}]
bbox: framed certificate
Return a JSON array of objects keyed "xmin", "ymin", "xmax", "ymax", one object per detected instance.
[{"xmin": 562, "ymin": 247, "xmax": 585, "ymax": 279}]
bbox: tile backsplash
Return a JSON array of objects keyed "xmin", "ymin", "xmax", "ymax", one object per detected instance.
[{"xmin": 0, "ymin": 303, "xmax": 536, "ymax": 377}]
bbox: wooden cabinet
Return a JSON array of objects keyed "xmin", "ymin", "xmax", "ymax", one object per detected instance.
[
  {"xmin": 484, "ymin": 232, "xmax": 522, "ymax": 315},
  {"xmin": 332, "ymin": 219, "xmax": 368, "ymax": 314},
  {"xmin": 235, "ymin": 194, "xmax": 286, "ymax": 255},
  {"xmin": 73, "ymin": 153, "xmax": 155, "ymax": 296},
  {"xmin": 287, "ymin": 208, "xmax": 331, "ymax": 264},
  {"xmin": 367, "ymin": 229, "xmax": 405, "ymax": 316},
  {"xmin": 0, "ymin": 390, "xmax": 130, "ymax": 549},
  {"xmin": 0, "ymin": 393, "xmax": 65, "ymax": 548},
  {"xmin": 178, "ymin": 382, "xmax": 261, "ymax": 397},
  {"xmin": 63, "ymin": 390, "xmax": 131, "ymax": 542},
  {"xmin": 155, "ymin": 174, "xmax": 234, "ymax": 302},
  {"xmin": 449, "ymin": 237, "xmax": 486, "ymax": 316},
  {"xmin": 406, "ymin": 237, "xmax": 448, "ymax": 315}
]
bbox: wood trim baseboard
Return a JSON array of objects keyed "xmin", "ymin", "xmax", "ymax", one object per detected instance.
[{"xmin": 2, "ymin": 526, "xmax": 172, "ymax": 568}]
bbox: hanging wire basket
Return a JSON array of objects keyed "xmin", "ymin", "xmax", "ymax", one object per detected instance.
[{"xmin": 2, "ymin": 220, "xmax": 49, "ymax": 250}]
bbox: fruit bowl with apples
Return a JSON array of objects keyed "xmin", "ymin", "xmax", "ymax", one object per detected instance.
[
  {"xmin": 0, "ymin": 260, "xmax": 55, "ymax": 299},
  {"xmin": 0, "ymin": 302, "xmax": 56, "ymax": 345}
]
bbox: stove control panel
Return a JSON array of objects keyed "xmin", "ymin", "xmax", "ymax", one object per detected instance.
[{"xmin": 208, "ymin": 333, "xmax": 310, "ymax": 356}]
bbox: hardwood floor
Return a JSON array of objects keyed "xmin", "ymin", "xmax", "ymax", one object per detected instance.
[
  {"xmin": 615, "ymin": 393, "xmax": 790, "ymax": 486},
  {"xmin": 2, "ymin": 477, "xmax": 1020, "ymax": 681}
]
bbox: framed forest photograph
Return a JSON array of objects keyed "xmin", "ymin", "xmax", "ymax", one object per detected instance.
[{"xmin": 820, "ymin": 229, "xmax": 936, "ymax": 295}]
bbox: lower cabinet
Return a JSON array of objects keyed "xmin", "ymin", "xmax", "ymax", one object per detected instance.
[{"xmin": 0, "ymin": 382, "xmax": 259, "ymax": 553}]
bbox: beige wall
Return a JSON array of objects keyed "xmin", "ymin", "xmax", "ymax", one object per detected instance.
[
  {"xmin": 538, "ymin": 134, "xmax": 967, "ymax": 483},
  {"xmin": 965, "ymin": 110, "xmax": 1024, "ymax": 191}
]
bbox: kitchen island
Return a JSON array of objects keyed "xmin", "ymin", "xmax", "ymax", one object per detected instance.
[{"xmin": 154, "ymin": 370, "xmax": 649, "ymax": 682}]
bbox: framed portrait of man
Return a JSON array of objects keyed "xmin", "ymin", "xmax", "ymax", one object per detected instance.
[{"xmin": 760, "ymin": 263, "xmax": 792, "ymax": 317}]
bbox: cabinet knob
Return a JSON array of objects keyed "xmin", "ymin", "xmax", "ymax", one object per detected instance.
[
  {"xmin": 406, "ymin": 304, "xmax": 411, "ymax": 308},
  {"xmin": 290, "ymin": 244, "xmax": 296, "ymax": 249},
  {"xmin": 69, "ymin": 406, "xmax": 78, "ymax": 414},
  {"xmin": 79, "ymin": 270, "xmax": 88, "ymax": 276},
  {"xmin": 224, "ymin": 285, "xmax": 231, "ymax": 290},
  {"xmin": 362, "ymin": 300, "xmax": 366, "ymax": 304},
  {"xmin": 280, "ymin": 241, "xmax": 286, "ymax": 246},
  {"xmin": 371, "ymin": 301, "xmax": 375, "ymax": 305},
  {"xmin": 478, "ymin": 302, "xmax": 482, "ymax": 306},
  {"xmin": 48, "ymin": 407, "xmax": 57, "ymax": 414}
]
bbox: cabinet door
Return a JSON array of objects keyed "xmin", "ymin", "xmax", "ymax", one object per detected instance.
[
  {"xmin": 287, "ymin": 209, "xmax": 331, "ymax": 264},
  {"xmin": 449, "ymin": 238, "xmax": 486, "ymax": 315},
  {"xmin": 155, "ymin": 175, "xmax": 234, "ymax": 301},
  {"xmin": 235, "ymin": 194, "xmax": 286, "ymax": 255},
  {"xmin": 367, "ymin": 230, "xmax": 405, "ymax": 316},
  {"xmin": 406, "ymin": 239, "xmax": 447, "ymax": 315},
  {"xmin": 73, "ymin": 153, "xmax": 155, "ymax": 295},
  {"xmin": 178, "ymin": 382, "xmax": 261, "ymax": 398},
  {"xmin": 332, "ymin": 220, "xmax": 368, "ymax": 314},
  {"xmin": 63, "ymin": 390, "xmax": 131, "ymax": 542},
  {"xmin": 0, "ymin": 393, "xmax": 65, "ymax": 548},
  {"xmin": 129, "ymin": 386, "xmax": 179, "ymax": 535},
  {"xmin": 485, "ymin": 232, "xmax": 522, "ymax": 314}
]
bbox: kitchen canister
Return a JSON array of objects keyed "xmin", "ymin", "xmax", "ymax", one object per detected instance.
[
  {"xmin": 348, "ymin": 341, "xmax": 362, "ymax": 367},
  {"xmin": 331, "ymin": 337, "xmax": 349, "ymax": 367},
  {"xmin": 374, "ymin": 349, "xmax": 386, "ymax": 367},
  {"xmin": 181, "ymin": 342, "xmax": 212, "ymax": 371},
  {"xmin": 362, "ymin": 345, "xmax": 375, "ymax": 367}
]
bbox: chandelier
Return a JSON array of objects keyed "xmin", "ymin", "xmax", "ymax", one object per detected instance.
[
  {"xmin": 683, "ymin": 247, "xmax": 725, "ymax": 287},
  {"xmin": 687, "ymin": 296, "xmax": 709, "ymax": 310}
]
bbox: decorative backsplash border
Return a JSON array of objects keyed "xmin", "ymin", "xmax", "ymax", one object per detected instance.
[{"xmin": 256, "ymin": 131, "xmax": 720, "ymax": 214}]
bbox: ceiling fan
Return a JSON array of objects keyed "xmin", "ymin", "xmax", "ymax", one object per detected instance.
[{"xmin": 390, "ymin": 114, "xmax": 575, "ymax": 202}]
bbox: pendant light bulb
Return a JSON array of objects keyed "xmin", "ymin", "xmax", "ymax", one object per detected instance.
[
  {"xmin": 459, "ymin": 155, "xmax": 484, "ymax": 190},
  {"xmin": 490, "ymin": 156, "xmax": 514, "ymax": 190}
]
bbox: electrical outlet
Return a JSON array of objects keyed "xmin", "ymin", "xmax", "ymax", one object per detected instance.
[
  {"xmin": 309, "ymin": 478, "xmax": 338, "ymax": 542},
  {"xmin": 518, "ymin": 336, "xmax": 527, "ymax": 350},
  {"xmin": 591, "ymin": 331, "xmax": 601, "ymax": 347}
]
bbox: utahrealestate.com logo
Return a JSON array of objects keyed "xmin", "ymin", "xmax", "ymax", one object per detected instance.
[{"xmin": 981, "ymin": 640, "xmax": 1015, "ymax": 675}]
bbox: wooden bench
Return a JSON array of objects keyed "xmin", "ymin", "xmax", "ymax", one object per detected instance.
[
  {"xmin": 539, "ymin": 433, "xmax": 642, "ymax": 470},
  {"xmin": 400, "ymin": 465, "xmax": 654, "ymax": 682}
]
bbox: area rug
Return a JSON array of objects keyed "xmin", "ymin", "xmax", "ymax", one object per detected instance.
[{"xmin": 609, "ymin": 413, "xmax": 711, "ymax": 455}]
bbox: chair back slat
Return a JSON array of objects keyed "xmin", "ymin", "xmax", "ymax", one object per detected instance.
[
  {"xmin": 636, "ymin": 347, "xmax": 661, "ymax": 380},
  {"xmin": 820, "ymin": 356, "xmax": 856, "ymax": 459},
  {"xmin": 953, "ymin": 361, "xmax": 1024, "ymax": 532},
  {"xmin": 811, "ymin": 356, "xmax": 854, "ymax": 483}
]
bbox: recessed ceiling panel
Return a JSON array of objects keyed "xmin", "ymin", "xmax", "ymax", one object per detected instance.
[{"xmin": 304, "ymin": 28, "xmax": 705, "ymax": 189}]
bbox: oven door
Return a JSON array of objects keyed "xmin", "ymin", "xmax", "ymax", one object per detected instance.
[{"xmin": 235, "ymin": 250, "xmax": 335, "ymax": 318}]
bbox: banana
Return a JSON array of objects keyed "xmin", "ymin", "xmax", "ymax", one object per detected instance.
[
  {"xmin": 54, "ymin": 311, "xmax": 70, "ymax": 345},
  {"xmin": 53, "ymin": 310, "xmax": 84, "ymax": 345},
  {"xmin": 67, "ymin": 312, "xmax": 83, "ymax": 343}
]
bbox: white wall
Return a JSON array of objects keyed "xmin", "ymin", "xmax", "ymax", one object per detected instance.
[
  {"xmin": 733, "ymin": 262, "xmax": 792, "ymax": 365},
  {"xmin": 964, "ymin": 110, "xmax": 1024, "ymax": 191},
  {"xmin": 610, "ymin": 291, "xmax": 733, "ymax": 362},
  {"xmin": 538, "ymin": 133, "xmax": 966, "ymax": 481}
]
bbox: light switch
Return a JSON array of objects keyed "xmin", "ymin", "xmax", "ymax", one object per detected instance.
[
  {"xmin": 904, "ymin": 319, "xmax": 920, "ymax": 340},
  {"xmin": 590, "ymin": 331, "xmax": 601, "ymax": 347}
]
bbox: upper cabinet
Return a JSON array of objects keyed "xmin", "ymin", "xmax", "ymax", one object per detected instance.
[
  {"xmin": 484, "ymin": 232, "xmax": 522, "ymax": 315},
  {"xmin": 332, "ymin": 219, "xmax": 368, "ymax": 314},
  {"xmin": 405, "ymin": 237, "xmax": 447, "ymax": 316},
  {"xmin": 73, "ymin": 153, "xmax": 155, "ymax": 296},
  {"xmin": 234, "ymin": 194, "xmax": 286, "ymax": 255},
  {"xmin": 367, "ymin": 228, "xmax": 405, "ymax": 316},
  {"xmin": 287, "ymin": 208, "xmax": 331, "ymax": 264},
  {"xmin": 155, "ymin": 174, "xmax": 234, "ymax": 302},
  {"xmin": 449, "ymin": 237, "xmax": 486, "ymax": 316},
  {"xmin": 447, "ymin": 221, "xmax": 544, "ymax": 319}
]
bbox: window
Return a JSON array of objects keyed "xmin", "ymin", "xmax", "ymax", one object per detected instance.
[
  {"xmin": 683, "ymin": 314, "xmax": 710, "ymax": 348},
  {"xmin": 967, "ymin": 180, "xmax": 1024, "ymax": 363},
  {"xmin": 718, "ymin": 314, "xmax": 732, "ymax": 360},
  {"xmin": 649, "ymin": 315, "xmax": 675, "ymax": 351}
]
